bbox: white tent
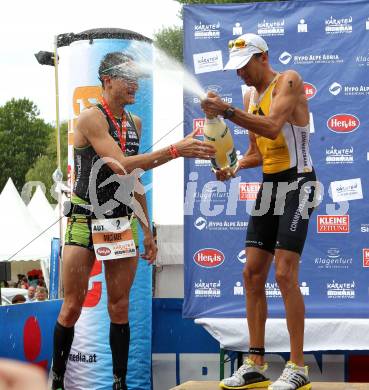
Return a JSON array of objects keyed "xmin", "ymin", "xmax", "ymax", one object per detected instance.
[
  {"xmin": 0, "ymin": 178, "xmax": 51, "ymax": 262},
  {"xmin": 28, "ymin": 186, "xmax": 59, "ymax": 239}
]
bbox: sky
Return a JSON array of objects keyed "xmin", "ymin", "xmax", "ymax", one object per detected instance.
[{"xmin": 0, "ymin": 0, "xmax": 182, "ymax": 123}]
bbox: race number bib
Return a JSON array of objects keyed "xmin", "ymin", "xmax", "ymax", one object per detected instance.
[{"xmin": 92, "ymin": 217, "xmax": 137, "ymax": 261}]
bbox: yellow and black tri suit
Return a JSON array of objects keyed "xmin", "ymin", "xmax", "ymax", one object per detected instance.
[{"xmin": 246, "ymin": 74, "xmax": 317, "ymax": 255}]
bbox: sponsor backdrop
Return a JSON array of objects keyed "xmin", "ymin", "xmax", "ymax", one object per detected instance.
[
  {"xmin": 0, "ymin": 300, "xmax": 62, "ymax": 371},
  {"xmin": 183, "ymin": 0, "xmax": 369, "ymax": 318},
  {"xmin": 58, "ymin": 31, "xmax": 153, "ymax": 389}
]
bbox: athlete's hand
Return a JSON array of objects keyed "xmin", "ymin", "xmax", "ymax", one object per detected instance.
[
  {"xmin": 201, "ymin": 92, "xmax": 228, "ymax": 118},
  {"xmin": 141, "ymin": 233, "xmax": 157, "ymax": 264},
  {"xmin": 214, "ymin": 163, "xmax": 239, "ymax": 182},
  {"xmin": 0, "ymin": 359, "xmax": 47, "ymax": 390},
  {"xmin": 174, "ymin": 130, "xmax": 216, "ymax": 159}
]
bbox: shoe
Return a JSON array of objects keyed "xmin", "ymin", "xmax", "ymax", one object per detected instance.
[
  {"xmin": 268, "ymin": 361, "xmax": 312, "ymax": 390},
  {"xmin": 219, "ymin": 357, "xmax": 271, "ymax": 389}
]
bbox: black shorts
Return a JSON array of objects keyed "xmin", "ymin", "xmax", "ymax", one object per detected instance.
[{"xmin": 246, "ymin": 167, "xmax": 317, "ymax": 255}]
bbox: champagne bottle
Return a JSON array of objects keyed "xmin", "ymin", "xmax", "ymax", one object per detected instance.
[{"xmin": 203, "ymin": 93, "xmax": 237, "ymax": 172}]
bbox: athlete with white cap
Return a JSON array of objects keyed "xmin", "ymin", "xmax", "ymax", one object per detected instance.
[{"xmin": 202, "ymin": 33, "xmax": 316, "ymax": 390}]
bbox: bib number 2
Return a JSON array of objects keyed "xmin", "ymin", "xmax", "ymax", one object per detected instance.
[{"xmin": 92, "ymin": 217, "xmax": 136, "ymax": 261}]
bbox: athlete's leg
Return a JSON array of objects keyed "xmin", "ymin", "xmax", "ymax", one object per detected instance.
[
  {"xmin": 104, "ymin": 255, "xmax": 139, "ymax": 390},
  {"xmin": 220, "ymin": 247, "xmax": 273, "ymax": 389},
  {"xmin": 274, "ymin": 248, "xmax": 304, "ymax": 366},
  {"xmin": 273, "ymin": 174, "xmax": 316, "ymax": 368},
  {"xmin": 244, "ymin": 247, "xmax": 273, "ymax": 365},
  {"xmin": 52, "ymin": 245, "xmax": 95, "ymax": 389}
]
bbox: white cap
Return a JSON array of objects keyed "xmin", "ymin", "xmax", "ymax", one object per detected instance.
[{"xmin": 223, "ymin": 33, "xmax": 268, "ymax": 71}]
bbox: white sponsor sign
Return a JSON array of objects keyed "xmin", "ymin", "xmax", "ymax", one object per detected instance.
[
  {"xmin": 330, "ymin": 178, "xmax": 363, "ymax": 202},
  {"xmin": 193, "ymin": 51, "xmax": 223, "ymax": 74}
]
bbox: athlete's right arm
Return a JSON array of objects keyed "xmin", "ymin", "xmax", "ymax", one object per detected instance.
[
  {"xmin": 77, "ymin": 108, "xmax": 216, "ymax": 175},
  {"xmin": 215, "ymin": 91, "xmax": 262, "ymax": 182}
]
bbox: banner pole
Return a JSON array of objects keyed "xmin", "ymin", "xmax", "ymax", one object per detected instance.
[{"xmin": 53, "ymin": 35, "xmax": 63, "ymax": 298}]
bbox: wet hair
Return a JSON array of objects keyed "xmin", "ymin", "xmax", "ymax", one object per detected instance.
[{"xmin": 98, "ymin": 52, "xmax": 135, "ymax": 87}]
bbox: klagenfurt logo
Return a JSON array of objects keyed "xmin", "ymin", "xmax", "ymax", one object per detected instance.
[
  {"xmin": 317, "ymin": 215, "xmax": 350, "ymax": 233},
  {"xmin": 193, "ymin": 248, "xmax": 225, "ymax": 268},
  {"xmin": 304, "ymin": 82, "xmax": 317, "ymax": 99},
  {"xmin": 96, "ymin": 247, "xmax": 111, "ymax": 256},
  {"xmin": 327, "ymin": 114, "xmax": 360, "ymax": 133}
]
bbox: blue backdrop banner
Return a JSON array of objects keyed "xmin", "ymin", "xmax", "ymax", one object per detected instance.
[
  {"xmin": 0, "ymin": 300, "xmax": 62, "ymax": 370},
  {"xmin": 49, "ymin": 238, "xmax": 60, "ymax": 300},
  {"xmin": 183, "ymin": 0, "xmax": 369, "ymax": 318}
]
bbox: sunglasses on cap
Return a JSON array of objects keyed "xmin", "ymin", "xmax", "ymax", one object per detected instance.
[{"xmin": 228, "ymin": 38, "xmax": 265, "ymax": 52}]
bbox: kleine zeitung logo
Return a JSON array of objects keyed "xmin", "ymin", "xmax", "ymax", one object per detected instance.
[
  {"xmin": 239, "ymin": 182, "xmax": 261, "ymax": 201},
  {"xmin": 193, "ymin": 118, "xmax": 205, "ymax": 136},
  {"xmin": 317, "ymin": 215, "xmax": 350, "ymax": 233},
  {"xmin": 304, "ymin": 82, "xmax": 317, "ymax": 100},
  {"xmin": 363, "ymin": 249, "xmax": 369, "ymax": 267},
  {"xmin": 327, "ymin": 114, "xmax": 360, "ymax": 133},
  {"xmin": 193, "ymin": 248, "xmax": 225, "ymax": 268}
]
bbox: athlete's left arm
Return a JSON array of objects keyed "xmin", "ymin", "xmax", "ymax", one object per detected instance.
[
  {"xmin": 131, "ymin": 115, "xmax": 158, "ymax": 264},
  {"xmin": 201, "ymin": 70, "xmax": 302, "ymax": 140}
]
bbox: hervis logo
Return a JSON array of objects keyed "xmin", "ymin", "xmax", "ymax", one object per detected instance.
[
  {"xmin": 327, "ymin": 114, "xmax": 360, "ymax": 133},
  {"xmin": 193, "ymin": 118, "xmax": 205, "ymax": 136},
  {"xmin": 96, "ymin": 247, "xmax": 111, "ymax": 256},
  {"xmin": 304, "ymin": 82, "xmax": 317, "ymax": 100},
  {"xmin": 193, "ymin": 248, "xmax": 225, "ymax": 268}
]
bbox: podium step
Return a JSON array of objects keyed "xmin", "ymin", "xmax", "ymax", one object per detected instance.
[{"xmin": 170, "ymin": 382, "xmax": 369, "ymax": 390}]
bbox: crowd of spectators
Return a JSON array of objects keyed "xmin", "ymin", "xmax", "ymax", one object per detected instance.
[{"xmin": 1, "ymin": 271, "xmax": 49, "ymax": 305}]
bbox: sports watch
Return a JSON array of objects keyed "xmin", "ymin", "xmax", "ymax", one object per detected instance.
[{"xmin": 223, "ymin": 106, "xmax": 236, "ymax": 119}]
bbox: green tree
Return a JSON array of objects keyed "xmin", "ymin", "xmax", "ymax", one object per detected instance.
[
  {"xmin": 0, "ymin": 98, "xmax": 52, "ymax": 192},
  {"xmin": 154, "ymin": 0, "xmax": 283, "ymax": 61},
  {"xmin": 154, "ymin": 26, "xmax": 183, "ymax": 63},
  {"xmin": 26, "ymin": 122, "xmax": 68, "ymax": 203}
]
